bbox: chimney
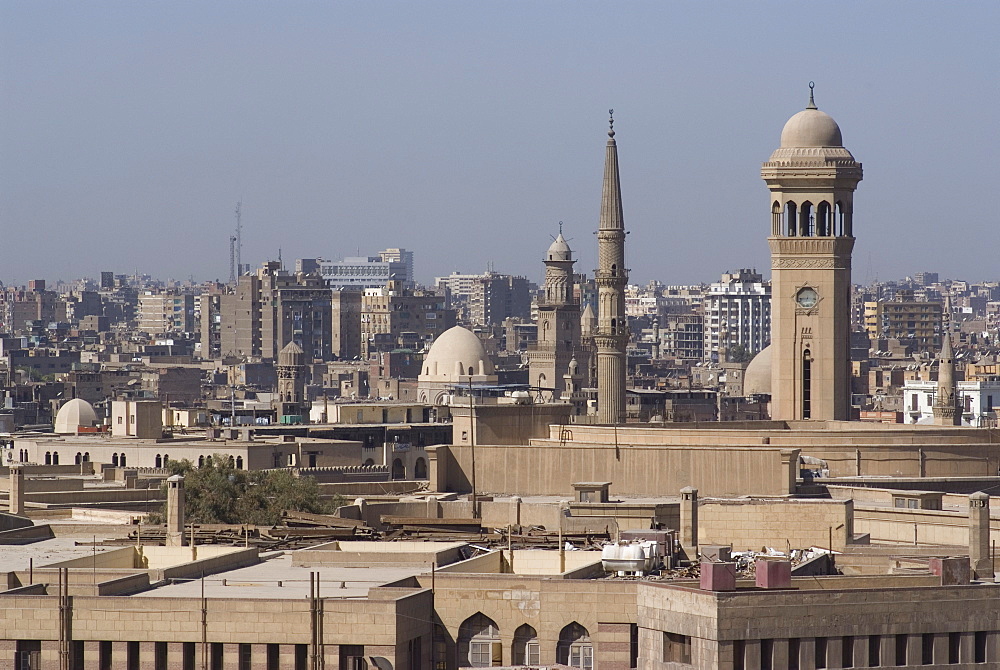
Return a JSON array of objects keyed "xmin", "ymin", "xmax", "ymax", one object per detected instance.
[
  {"xmin": 9, "ymin": 466, "xmax": 25, "ymax": 516},
  {"xmin": 969, "ymin": 492, "xmax": 991, "ymax": 579},
  {"xmin": 166, "ymin": 475, "xmax": 186, "ymax": 546},
  {"xmin": 680, "ymin": 487, "xmax": 698, "ymax": 559}
]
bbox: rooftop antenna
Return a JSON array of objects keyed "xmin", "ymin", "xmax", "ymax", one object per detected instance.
[
  {"xmin": 229, "ymin": 235, "xmax": 237, "ymax": 284},
  {"xmin": 235, "ymin": 201, "xmax": 243, "ymax": 277}
]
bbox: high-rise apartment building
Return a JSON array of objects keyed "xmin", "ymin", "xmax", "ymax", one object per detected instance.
[
  {"xmin": 702, "ymin": 269, "xmax": 771, "ymax": 362},
  {"xmin": 137, "ymin": 291, "xmax": 195, "ymax": 335},
  {"xmin": 864, "ymin": 293, "xmax": 943, "ymax": 351},
  {"xmin": 360, "ymin": 281, "xmax": 455, "ymax": 358},
  {"xmin": 435, "ymin": 272, "xmax": 532, "ymax": 326},
  {"xmin": 216, "ymin": 262, "xmax": 332, "ymax": 362}
]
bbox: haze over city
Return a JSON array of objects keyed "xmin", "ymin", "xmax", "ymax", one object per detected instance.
[{"xmin": 2, "ymin": 1, "xmax": 998, "ymax": 286}]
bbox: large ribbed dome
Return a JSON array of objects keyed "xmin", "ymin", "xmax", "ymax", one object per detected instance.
[
  {"xmin": 780, "ymin": 108, "xmax": 843, "ymax": 148},
  {"xmin": 420, "ymin": 326, "xmax": 494, "ymax": 381},
  {"xmin": 54, "ymin": 398, "xmax": 98, "ymax": 434}
]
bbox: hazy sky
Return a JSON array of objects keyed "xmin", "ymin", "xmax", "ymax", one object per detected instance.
[{"xmin": 2, "ymin": 2, "xmax": 998, "ymax": 288}]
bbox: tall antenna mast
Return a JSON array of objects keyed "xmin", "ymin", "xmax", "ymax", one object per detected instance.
[
  {"xmin": 235, "ymin": 201, "xmax": 243, "ymax": 277},
  {"xmin": 229, "ymin": 235, "xmax": 237, "ymax": 284}
]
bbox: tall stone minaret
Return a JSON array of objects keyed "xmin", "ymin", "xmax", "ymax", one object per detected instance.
[
  {"xmin": 595, "ymin": 110, "xmax": 628, "ymax": 424},
  {"xmin": 933, "ymin": 332, "xmax": 961, "ymax": 426}
]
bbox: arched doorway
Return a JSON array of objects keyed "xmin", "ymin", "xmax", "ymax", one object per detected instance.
[
  {"xmin": 414, "ymin": 457, "xmax": 427, "ymax": 479},
  {"xmin": 458, "ymin": 613, "xmax": 500, "ymax": 667},
  {"xmin": 557, "ymin": 622, "xmax": 592, "ymax": 669},
  {"xmin": 391, "ymin": 458, "xmax": 405, "ymax": 480}
]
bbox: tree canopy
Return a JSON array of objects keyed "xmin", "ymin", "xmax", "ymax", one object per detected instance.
[{"xmin": 161, "ymin": 454, "xmax": 333, "ymax": 525}]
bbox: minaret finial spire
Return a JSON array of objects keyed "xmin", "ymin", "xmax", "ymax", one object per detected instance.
[
  {"xmin": 558, "ymin": 220, "xmax": 563, "ymax": 235},
  {"xmin": 608, "ymin": 108, "xmax": 615, "ymax": 138},
  {"xmin": 807, "ymin": 81, "xmax": 817, "ymax": 110}
]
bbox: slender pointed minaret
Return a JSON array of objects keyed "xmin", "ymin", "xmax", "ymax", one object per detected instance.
[
  {"xmin": 594, "ymin": 110, "xmax": 628, "ymax": 424},
  {"xmin": 933, "ymin": 301, "xmax": 961, "ymax": 426}
]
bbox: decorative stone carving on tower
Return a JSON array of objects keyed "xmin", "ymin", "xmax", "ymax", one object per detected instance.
[
  {"xmin": 527, "ymin": 224, "xmax": 586, "ymax": 401},
  {"xmin": 933, "ymin": 333, "xmax": 961, "ymax": 426},
  {"xmin": 762, "ymin": 84, "xmax": 862, "ymax": 421},
  {"xmin": 276, "ymin": 341, "xmax": 307, "ymax": 424},
  {"xmin": 594, "ymin": 110, "xmax": 629, "ymax": 424}
]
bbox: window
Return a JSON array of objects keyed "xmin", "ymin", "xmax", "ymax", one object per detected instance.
[
  {"xmin": 558, "ymin": 622, "xmax": 593, "ymax": 670},
  {"xmin": 663, "ymin": 632, "xmax": 692, "ymax": 664},
  {"xmin": 239, "ymin": 644, "xmax": 252, "ymax": 670},
  {"xmin": 513, "ymin": 625, "xmax": 540, "ymax": 666},
  {"xmin": 459, "ymin": 614, "xmax": 501, "ymax": 668}
]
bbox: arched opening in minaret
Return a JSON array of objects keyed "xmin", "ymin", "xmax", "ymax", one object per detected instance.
[
  {"xmin": 817, "ymin": 201, "xmax": 832, "ymax": 236},
  {"xmin": 772, "ymin": 202, "xmax": 781, "ymax": 236},
  {"xmin": 799, "ymin": 201, "xmax": 814, "ymax": 237},
  {"xmin": 835, "ymin": 201, "xmax": 846, "ymax": 236},
  {"xmin": 785, "ymin": 202, "xmax": 797, "ymax": 236},
  {"xmin": 611, "ymin": 264, "xmax": 617, "ymax": 277},
  {"xmin": 802, "ymin": 349, "xmax": 813, "ymax": 420}
]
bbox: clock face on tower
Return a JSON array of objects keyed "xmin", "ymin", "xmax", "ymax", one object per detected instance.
[{"xmin": 796, "ymin": 287, "xmax": 819, "ymax": 308}]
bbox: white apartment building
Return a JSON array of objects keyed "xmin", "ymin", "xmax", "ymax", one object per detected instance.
[{"xmin": 702, "ymin": 269, "xmax": 771, "ymax": 362}]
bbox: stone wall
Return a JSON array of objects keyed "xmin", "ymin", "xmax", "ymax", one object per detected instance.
[
  {"xmin": 429, "ymin": 443, "xmax": 796, "ymax": 498},
  {"xmin": 698, "ymin": 498, "xmax": 854, "ymax": 551}
]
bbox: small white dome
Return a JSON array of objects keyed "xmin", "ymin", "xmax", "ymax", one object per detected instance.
[
  {"xmin": 780, "ymin": 108, "xmax": 843, "ymax": 148},
  {"xmin": 420, "ymin": 326, "xmax": 494, "ymax": 382},
  {"xmin": 54, "ymin": 398, "xmax": 98, "ymax": 434},
  {"xmin": 743, "ymin": 345, "xmax": 773, "ymax": 396}
]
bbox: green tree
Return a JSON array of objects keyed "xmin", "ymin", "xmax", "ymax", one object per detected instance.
[{"xmin": 161, "ymin": 454, "xmax": 335, "ymax": 525}]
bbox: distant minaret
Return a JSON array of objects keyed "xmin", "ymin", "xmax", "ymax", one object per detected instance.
[
  {"xmin": 933, "ymin": 321, "xmax": 961, "ymax": 426},
  {"xmin": 528, "ymin": 223, "xmax": 583, "ymax": 400},
  {"xmin": 594, "ymin": 110, "xmax": 628, "ymax": 424}
]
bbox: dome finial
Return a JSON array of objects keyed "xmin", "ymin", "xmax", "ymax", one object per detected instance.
[
  {"xmin": 806, "ymin": 81, "xmax": 817, "ymax": 110},
  {"xmin": 608, "ymin": 108, "xmax": 615, "ymax": 138},
  {"xmin": 558, "ymin": 220, "xmax": 563, "ymax": 235}
]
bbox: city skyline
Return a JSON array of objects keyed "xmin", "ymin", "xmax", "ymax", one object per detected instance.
[{"xmin": 2, "ymin": 2, "xmax": 998, "ymax": 287}]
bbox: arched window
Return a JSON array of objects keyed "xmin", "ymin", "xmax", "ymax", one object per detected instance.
[
  {"xmin": 459, "ymin": 613, "xmax": 500, "ymax": 668},
  {"xmin": 799, "ymin": 201, "xmax": 814, "ymax": 236},
  {"xmin": 235, "ymin": 456, "xmax": 243, "ymax": 470},
  {"xmin": 363, "ymin": 458, "xmax": 375, "ymax": 467},
  {"xmin": 75, "ymin": 453, "xmax": 82, "ymax": 465},
  {"xmin": 198, "ymin": 455, "xmax": 205, "ymax": 468},
  {"xmin": 391, "ymin": 458, "xmax": 405, "ymax": 480},
  {"xmin": 52, "ymin": 452, "xmax": 59, "ymax": 465},
  {"xmin": 610, "ymin": 263, "xmax": 617, "ymax": 277},
  {"xmin": 83, "ymin": 452, "xmax": 90, "ymax": 462},
  {"xmin": 785, "ymin": 202, "xmax": 797, "ymax": 236},
  {"xmin": 414, "ymin": 457, "xmax": 427, "ymax": 479},
  {"xmin": 112, "ymin": 453, "xmax": 119, "ymax": 467},
  {"xmin": 468, "ymin": 366, "xmax": 474, "ymax": 376},
  {"xmin": 162, "ymin": 454, "xmax": 168, "ymax": 467},
  {"xmin": 205, "ymin": 456, "xmax": 212, "ymax": 468},
  {"xmin": 835, "ymin": 200, "xmax": 846, "ymax": 236},
  {"xmin": 771, "ymin": 201, "xmax": 782, "ymax": 236},
  {"xmin": 45, "ymin": 452, "xmax": 52, "ymax": 465},
  {"xmin": 802, "ymin": 349, "xmax": 813, "ymax": 420},
  {"xmin": 558, "ymin": 622, "xmax": 593, "ymax": 669},
  {"xmin": 513, "ymin": 624, "xmax": 540, "ymax": 666},
  {"xmin": 118, "ymin": 454, "xmax": 125, "ymax": 467},
  {"xmin": 817, "ymin": 201, "xmax": 832, "ymax": 236},
  {"xmin": 155, "ymin": 455, "xmax": 162, "ymax": 468}
]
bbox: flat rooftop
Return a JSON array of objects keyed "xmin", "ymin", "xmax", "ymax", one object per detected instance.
[{"xmin": 141, "ymin": 553, "xmax": 423, "ymax": 600}]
